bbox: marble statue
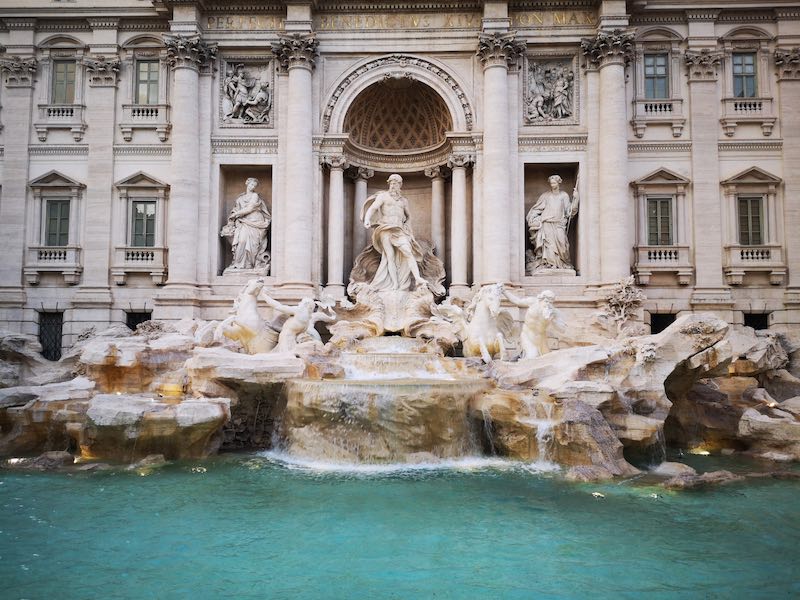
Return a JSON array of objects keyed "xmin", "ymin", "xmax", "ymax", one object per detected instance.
[
  {"xmin": 220, "ymin": 278, "xmax": 278, "ymax": 354},
  {"xmin": 260, "ymin": 295, "xmax": 336, "ymax": 354},
  {"xmin": 503, "ymin": 289, "xmax": 565, "ymax": 359},
  {"xmin": 431, "ymin": 284, "xmax": 515, "ymax": 363},
  {"xmin": 349, "ymin": 173, "xmax": 445, "ymax": 297},
  {"xmin": 220, "ymin": 177, "xmax": 271, "ymax": 272},
  {"xmin": 526, "ymin": 174, "xmax": 579, "ymax": 272},
  {"xmin": 222, "ymin": 63, "xmax": 272, "ymax": 124}
]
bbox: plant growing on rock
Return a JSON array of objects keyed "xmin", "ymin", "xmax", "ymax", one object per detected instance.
[{"xmin": 600, "ymin": 276, "xmax": 646, "ymax": 338}]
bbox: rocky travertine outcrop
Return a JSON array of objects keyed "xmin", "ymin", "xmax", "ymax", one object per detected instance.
[
  {"xmin": 490, "ymin": 314, "xmax": 731, "ymax": 458},
  {"xmin": 0, "ymin": 330, "xmax": 74, "ymax": 388}
]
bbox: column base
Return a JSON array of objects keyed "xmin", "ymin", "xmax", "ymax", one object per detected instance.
[
  {"xmin": 278, "ymin": 280, "xmax": 317, "ymax": 299},
  {"xmin": 323, "ymin": 284, "xmax": 346, "ymax": 300}
]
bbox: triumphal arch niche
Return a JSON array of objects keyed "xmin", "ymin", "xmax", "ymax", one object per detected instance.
[{"xmin": 320, "ymin": 55, "xmax": 477, "ymax": 298}]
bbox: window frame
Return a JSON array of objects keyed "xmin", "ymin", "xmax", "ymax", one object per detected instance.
[
  {"xmin": 134, "ymin": 59, "xmax": 160, "ymax": 105},
  {"xmin": 646, "ymin": 196, "xmax": 674, "ymax": 246},
  {"xmin": 732, "ymin": 52, "xmax": 757, "ymax": 98},
  {"xmin": 631, "ymin": 31, "xmax": 685, "ymax": 138},
  {"xmin": 45, "ymin": 197, "xmax": 71, "ymax": 247},
  {"xmin": 643, "ymin": 53, "xmax": 669, "ymax": 100},
  {"xmin": 737, "ymin": 194, "xmax": 764, "ymax": 246},
  {"xmin": 51, "ymin": 59, "xmax": 77, "ymax": 104},
  {"xmin": 129, "ymin": 198, "xmax": 158, "ymax": 247}
]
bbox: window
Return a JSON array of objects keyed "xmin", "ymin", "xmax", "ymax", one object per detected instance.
[
  {"xmin": 647, "ymin": 197, "xmax": 672, "ymax": 246},
  {"xmin": 135, "ymin": 60, "xmax": 159, "ymax": 105},
  {"xmin": 732, "ymin": 53, "xmax": 757, "ymax": 98},
  {"xmin": 52, "ymin": 60, "xmax": 76, "ymax": 104},
  {"xmin": 650, "ymin": 313, "xmax": 676, "ymax": 334},
  {"xmin": 131, "ymin": 200, "xmax": 156, "ymax": 247},
  {"xmin": 126, "ymin": 311, "xmax": 152, "ymax": 331},
  {"xmin": 743, "ymin": 313, "xmax": 769, "ymax": 330},
  {"xmin": 45, "ymin": 199, "xmax": 70, "ymax": 247},
  {"xmin": 39, "ymin": 312, "xmax": 63, "ymax": 361},
  {"xmin": 644, "ymin": 54, "xmax": 668, "ymax": 99},
  {"xmin": 738, "ymin": 196, "xmax": 763, "ymax": 246}
]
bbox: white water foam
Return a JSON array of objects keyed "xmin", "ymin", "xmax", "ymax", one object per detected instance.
[{"xmin": 258, "ymin": 450, "xmax": 560, "ymax": 476}]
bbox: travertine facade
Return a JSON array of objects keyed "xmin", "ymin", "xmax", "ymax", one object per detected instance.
[{"xmin": 0, "ymin": 0, "xmax": 798, "ymax": 353}]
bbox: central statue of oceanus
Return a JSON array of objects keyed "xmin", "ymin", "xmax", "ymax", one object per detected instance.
[{"xmin": 348, "ymin": 174, "xmax": 445, "ymax": 297}]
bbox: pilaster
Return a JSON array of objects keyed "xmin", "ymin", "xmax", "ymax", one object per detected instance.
[
  {"xmin": 447, "ymin": 153, "xmax": 473, "ymax": 295},
  {"xmin": 424, "ymin": 165, "xmax": 447, "ymax": 260},
  {"xmin": 323, "ymin": 154, "xmax": 349, "ymax": 298}
]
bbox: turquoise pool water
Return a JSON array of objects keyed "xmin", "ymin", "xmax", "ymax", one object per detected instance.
[{"xmin": 1, "ymin": 454, "xmax": 798, "ymax": 599}]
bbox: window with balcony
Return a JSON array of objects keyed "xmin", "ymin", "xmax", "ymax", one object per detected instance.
[
  {"xmin": 631, "ymin": 30, "xmax": 685, "ymax": 138},
  {"xmin": 632, "ymin": 168, "xmax": 693, "ymax": 286},
  {"xmin": 24, "ymin": 170, "xmax": 84, "ymax": 286},
  {"xmin": 737, "ymin": 196, "xmax": 763, "ymax": 246},
  {"xmin": 732, "ymin": 53, "xmax": 757, "ymax": 98},
  {"xmin": 720, "ymin": 30, "xmax": 775, "ymax": 136},
  {"xmin": 112, "ymin": 172, "xmax": 169, "ymax": 285},
  {"xmin": 120, "ymin": 41, "xmax": 170, "ymax": 142},
  {"xmin": 644, "ymin": 54, "xmax": 668, "ymax": 99},
  {"xmin": 722, "ymin": 167, "xmax": 785, "ymax": 286},
  {"xmin": 647, "ymin": 197, "xmax": 673, "ymax": 246},
  {"xmin": 135, "ymin": 60, "xmax": 159, "ymax": 105},
  {"xmin": 51, "ymin": 60, "xmax": 76, "ymax": 104}
]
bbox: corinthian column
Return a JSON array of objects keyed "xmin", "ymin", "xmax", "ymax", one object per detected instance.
[
  {"xmin": 163, "ymin": 34, "xmax": 216, "ymax": 288},
  {"xmin": 448, "ymin": 153, "xmax": 473, "ymax": 295},
  {"xmin": 424, "ymin": 166, "xmax": 447, "ymax": 258},
  {"xmin": 477, "ymin": 32, "xmax": 524, "ymax": 284},
  {"xmin": 323, "ymin": 154, "xmax": 349, "ymax": 298},
  {"xmin": 274, "ymin": 33, "xmax": 318, "ymax": 293},
  {"xmin": 582, "ymin": 30, "xmax": 634, "ymax": 283},
  {"xmin": 351, "ymin": 167, "xmax": 374, "ymax": 257}
]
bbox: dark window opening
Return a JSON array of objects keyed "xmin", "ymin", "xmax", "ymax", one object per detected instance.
[
  {"xmin": 650, "ymin": 313, "xmax": 677, "ymax": 334},
  {"xmin": 126, "ymin": 311, "xmax": 152, "ymax": 331},
  {"xmin": 39, "ymin": 311, "xmax": 64, "ymax": 361},
  {"xmin": 744, "ymin": 312, "xmax": 769, "ymax": 330}
]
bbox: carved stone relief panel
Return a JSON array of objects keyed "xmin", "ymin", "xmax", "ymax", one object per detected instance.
[
  {"xmin": 523, "ymin": 54, "xmax": 579, "ymax": 126},
  {"xmin": 219, "ymin": 59, "xmax": 274, "ymax": 127}
]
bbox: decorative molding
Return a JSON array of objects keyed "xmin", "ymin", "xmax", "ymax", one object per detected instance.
[
  {"xmin": 718, "ymin": 141, "xmax": 783, "ymax": 153},
  {"xmin": 424, "ymin": 165, "xmax": 446, "ymax": 179},
  {"xmin": 29, "ymin": 145, "xmax": 89, "ymax": 156},
  {"xmin": 775, "ymin": 48, "xmax": 800, "ymax": 80},
  {"xmin": 518, "ymin": 134, "xmax": 587, "ymax": 152},
  {"xmin": 163, "ymin": 34, "xmax": 217, "ymax": 71},
  {"xmin": 523, "ymin": 53, "xmax": 579, "ymax": 126},
  {"xmin": 2, "ymin": 18, "xmax": 37, "ymax": 31},
  {"xmin": 349, "ymin": 166, "xmax": 375, "ymax": 181},
  {"xmin": 447, "ymin": 153, "xmax": 474, "ymax": 169},
  {"xmin": 87, "ymin": 18, "xmax": 120, "ymax": 30},
  {"xmin": 272, "ymin": 33, "xmax": 318, "ymax": 71},
  {"xmin": 581, "ymin": 29, "xmax": 634, "ymax": 68},
  {"xmin": 628, "ymin": 142, "xmax": 692, "ymax": 153},
  {"xmin": 322, "ymin": 154, "xmax": 349, "ymax": 170},
  {"xmin": 685, "ymin": 10, "xmax": 720, "ymax": 22},
  {"xmin": 477, "ymin": 32, "xmax": 525, "ymax": 68},
  {"xmin": 322, "ymin": 54, "xmax": 474, "ymax": 133},
  {"xmin": 315, "ymin": 1, "xmax": 483, "ymax": 9},
  {"xmin": 114, "ymin": 145, "xmax": 172, "ymax": 157},
  {"xmin": 84, "ymin": 55, "xmax": 120, "ymax": 86},
  {"xmin": 211, "ymin": 137, "xmax": 279, "ymax": 155},
  {"xmin": 684, "ymin": 49, "xmax": 723, "ymax": 81},
  {"xmin": 0, "ymin": 55, "xmax": 38, "ymax": 87}
]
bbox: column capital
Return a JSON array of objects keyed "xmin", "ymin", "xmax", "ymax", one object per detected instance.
[
  {"xmin": 322, "ymin": 154, "xmax": 349, "ymax": 170},
  {"xmin": 581, "ymin": 29, "xmax": 634, "ymax": 69},
  {"xmin": 684, "ymin": 49, "xmax": 723, "ymax": 82},
  {"xmin": 775, "ymin": 48, "xmax": 800, "ymax": 81},
  {"xmin": 84, "ymin": 54, "xmax": 120, "ymax": 87},
  {"xmin": 273, "ymin": 32, "xmax": 319, "ymax": 71},
  {"xmin": 424, "ymin": 165, "xmax": 447, "ymax": 179},
  {"xmin": 0, "ymin": 54, "xmax": 38, "ymax": 88},
  {"xmin": 350, "ymin": 166, "xmax": 375, "ymax": 181},
  {"xmin": 447, "ymin": 153, "xmax": 474, "ymax": 169},
  {"xmin": 164, "ymin": 33, "xmax": 217, "ymax": 71},
  {"xmin": 477, "ymin": 32, "xmax": 525, "ymax": 69}
]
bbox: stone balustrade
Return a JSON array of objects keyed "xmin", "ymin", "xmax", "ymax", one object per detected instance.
[
  {"xmin": 634, "ymin": 244, "xmax": 693, "ymax": 286},
  {"xmin": 24, "ymin": 245, "xmax": 82, "ymax": 285},
  {"xmin": 724, "ymin": 244, "xmax": 785, "ymax": 285},
  {"xmin": 34, "ymin": 103, "xmax": 86, "ymax": 141},
  {"xmin": 111, "ymin": 246, "xmax": 168, "ymax": 285},
  {"xmin": 721, "ymin": 97, "xmax": 776, "ymax": 136},
  {"xmin": 119, "ymin": 103, "xmax": 171, "ymax": 142}
]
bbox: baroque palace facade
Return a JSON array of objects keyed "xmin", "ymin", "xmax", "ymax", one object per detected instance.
[{"xmin": 0, "ymin": 0, "xmax": 799, "ymax": 356}]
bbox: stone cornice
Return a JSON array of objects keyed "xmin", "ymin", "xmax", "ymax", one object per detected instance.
[
  {"xmin": 518, "ymin": 134, "xmax": 587, "ymax": 152},
  {"xmin": 84, "ymin": 55, "xmax": 121, "ymax": 87},
  {"xmin": 316, "ymin": 1, "xmax": 482, "ymax": 10},
  {"xmin": 775, "ymin": 48, "xmax": 800, "ymax": 80},
  {"xmin": 273, "ymin": 32, "xmax": 318, "ymax": 71},
  {"xmin": 114, "ymin": 145, "xmax": 172, "ymax": 157},
  {"xmin": 718, "ymin": 141, "xmax": 783, "ymax": 153},
  {"xmin": 628, "ymin": 142, "xmax": 691, "ymax": 153},
  {"xmin": 29, "ymin": 145, "xmax": 89, "ymax": 156},
  {"xmin": 211, "ymin": 137, "xmax": 278, "ymax": 154},
  {"xmin": 476, "ymin": 32, "xmax": 525, "ymax": 69},
  {"xmin": 87, "ymin": 18, "xmax": 120, "ymax": 30},
  {"xmin": 581, "ymin": 29, "xmax": 634, "ymax": 68},
  {"xmin": 2, "ymin": 18, "xmax": 36, "ymax": 30},
  {"xmin": 685, "ymin": 10, "xmax": 720, "ymax": 22},
  {"xmin": 0, "ymin": 55, "xmax": 38, "ymax": 88},
  {"xmin": 163, "ymin": 33, "xmax": 217, "ymax": 70},
  {"xmin": 684, "ymin": 49, "xmax": 723, "ymax": 82}
]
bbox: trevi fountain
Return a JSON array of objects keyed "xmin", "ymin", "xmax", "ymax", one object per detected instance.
[{"xmin": 2, "ymin": 174, "xmax": 800, "ymax": 597}]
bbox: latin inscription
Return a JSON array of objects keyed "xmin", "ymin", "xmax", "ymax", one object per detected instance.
[{"xmin": 205, "ymin": 11, "xmax": 596, "ymax": 31}]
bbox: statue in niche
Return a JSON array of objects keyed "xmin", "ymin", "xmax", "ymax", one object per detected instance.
[
  {"xmin": 349, "ymin": 173, "xmax": 445, "ymax": 297},
  {"xmin": 222, "ymin": 63, "xmax": 272, "ymax": 124},
  {"xmin": 503, "ymin": 289, "xmax": 565, "ymax": 359},
  {"xmin": 220, "ymin": 177, "xmax": 271, "ymax": 272},
  {"xmin": 525, "ymin": 60, "xmax": 574, "ymax": 123},
  {"xmin": 526, "ymin": 174, "xmax": 579, "ymax": 272}
]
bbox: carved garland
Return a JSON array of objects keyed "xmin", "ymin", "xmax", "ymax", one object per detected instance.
[{"xmin": 322, "ymin": 54, "xmax": 474, "ymax": 133}]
